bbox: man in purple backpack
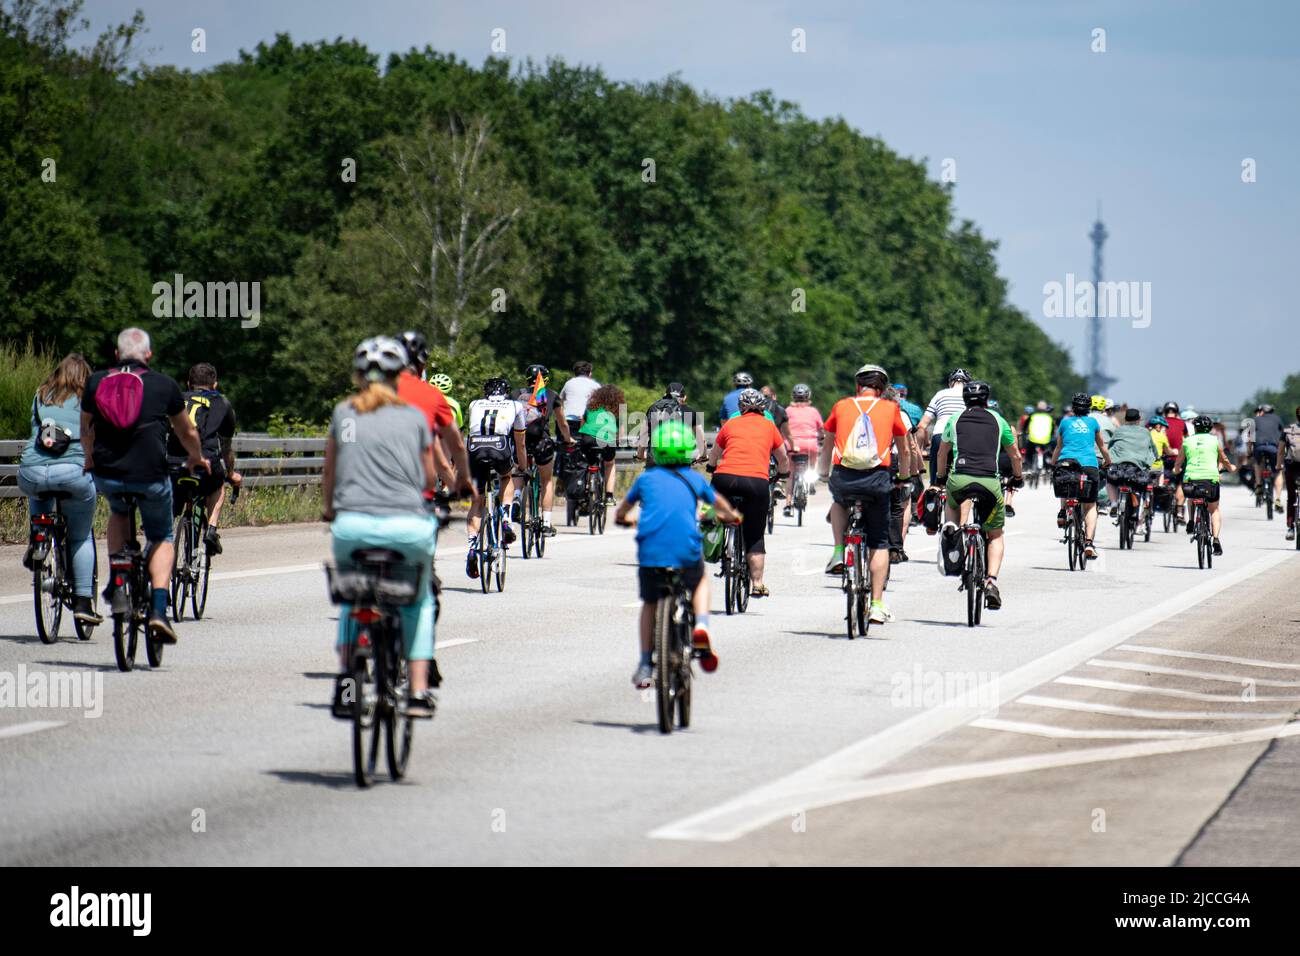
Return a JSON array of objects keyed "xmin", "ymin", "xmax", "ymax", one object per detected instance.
[{"xmin": 81, "ymin": 328, "xmax": 208, "ymax": 643}]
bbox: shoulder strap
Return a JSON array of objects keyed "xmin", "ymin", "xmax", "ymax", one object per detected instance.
[
  {"xmin": 32, "ymin": 394, "xmax": 40, "ymax": 429},
  {"xmin": 666, "ymin": 467, "xmax": 702, "ymax": 502}
]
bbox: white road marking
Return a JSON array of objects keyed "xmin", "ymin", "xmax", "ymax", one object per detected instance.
[
  {"xmin": 0, "ymin": 721, "xmax": 64, "ymax": 740},
  {"xmin": 1116, "ymin": 643, "xmax": 1300, "ymax": 671},
  {"xmin": 1015, "ymin": 694, "xmax": 1293, "ymax": 721},
  {"xmin": 971, "ymin": 718, "xmax": 1206, "ymax": 739},
  {"xmin": 649, "ymin": 549, "xmax": 1296, "ymax": 842},
  {"xmin": 1086, "ymin": 658, "xmax": 1300, "ymax": 688},
  {"xmin": 1054, "ymin": 675, "xmax": 1300, "ymax": 703},
  {"xmin": 715, "ymin": 722, "xmax": 1300, "ymax": 812},
  {"xmin": 436, "ymin": 638, "xmax": 478, "ymax": 650}
]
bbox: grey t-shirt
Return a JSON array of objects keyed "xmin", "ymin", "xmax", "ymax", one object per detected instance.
[{"xmin": 329, "ymin": 400, "xmax": 431, "ymax": 516}]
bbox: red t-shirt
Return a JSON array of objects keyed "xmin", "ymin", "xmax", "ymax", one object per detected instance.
[
  {"xmin": 1164, "ymin": 416, "xmax": 1188, "ymax": 451},
  {"xmin": 715, "ymin": 413, "xmax": 784, "ymax": 480},
  {"xmin": 397, "ymin": 370, "xmax": 453, "ymax": 433}
]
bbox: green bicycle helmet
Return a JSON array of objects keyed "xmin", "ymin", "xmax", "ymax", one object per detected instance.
[{"xmin": 651, "ymin": 420, "xmax": 696, "ymax": 466}]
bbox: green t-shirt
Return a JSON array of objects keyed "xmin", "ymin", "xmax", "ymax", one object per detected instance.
[
  {"xmin": 579, "ymin": 407, "xmax": 618, "ymax": 445},
  {"xmin": 1107, "ymin": 424, "xmax": 1157, "ymax": 468},
  {"xmin": 942, "ymin": 407, "xmax": 1015, "ymax": 478},
  {"xmin": 1182, "ymin": 433, "xmax": 1221, "ymax": 482}
]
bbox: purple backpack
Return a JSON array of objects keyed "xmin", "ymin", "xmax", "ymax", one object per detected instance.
[{"xmin": 96, "ymin": 366, "xmax": 145, "ymax": 429}]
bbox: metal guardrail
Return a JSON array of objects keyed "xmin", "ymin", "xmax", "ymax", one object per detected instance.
[{"xmin": 0, "ymin": 433, "xmax": 648, "ymax": 499}]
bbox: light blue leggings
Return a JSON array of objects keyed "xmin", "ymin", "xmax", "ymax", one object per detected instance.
[
  {"xmin": 19, "ymin": 461, "xmax": 97, "ymax": 598},
  {"xmin": 331, "ymin": 511, "xmax": 437, "ymax": 661}
]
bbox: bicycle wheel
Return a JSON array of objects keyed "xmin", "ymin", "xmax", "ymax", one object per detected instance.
[
  {"xmin": 843, "ymin": 564, "xmax": 857, "ymax": 640},
  {"xmin": 653, "ymin": 596, "xmax": 675, "ymax": 734},
  {"xmin": 350, "ymin": 652, "xmax": 379, "ymax": 787},
  {"xmin": 519, "ymin": 486, "xmax": 534, "ymax": 559},
  {"xmin": 973, "ymin": 543, "xmax": 985, "ymax": 625},
  {"xmin": 74, "ymin": 544, "xmax": 98, "ymax": 641},
  {"xmin": 856, "ymin": 548, "xmax": 869, "ymax": 636},
  {"xmin": 965, "ymin": 556, "xmax": 978, "ymax": 627},
  {"xmin": 495, "ymin": 534, "xmax": 508, "ymax": 592},
  {"xmin": 1266, "ymin": 488, "xmax": 1274, "ymax": 520},
  {"xmin": 533, "ymin": 480, "xmax": 547, "ymax": 557},
  {"xmin": 33, "ymin": 543, "xmax": 61, "ymax": 644},
  {"xmin": 170, "ymin": 513, "xmax": 189, "ymax": 622},
  {"xmin": 112, "ymin": 612, "xmax": 136, "ymax": 672},
  {"xmin": 723, "ymin": 546, "xmax": 736, "ymax": 616},
  {"xmin": 145, "ymin": 613, "xmax": 165, "ymax": 668},
  {"xmin": 596, "ymin": 486, "xmax": 607, "ymax": 534},
  {"xmin": 192, "ymin": 515, "xmax": 211, "ymax": 618},
  {"xmin": 1066, "ymin": 520, "xmax": 1077, "ymax": 571},
  {"xmin": 385, "ymin": 644, "xmax": 413, "ymax": 780},
  {"xmin": 1075, "ymin": 510, "xmax": 1088, "ymax": 571},
  {"xmin": 675, "ymin": 604, "xmax": 692, "ymax": 729},
  {"xmin": 737, "ymin": 553, "xmax": 750, "ymax": 614}
]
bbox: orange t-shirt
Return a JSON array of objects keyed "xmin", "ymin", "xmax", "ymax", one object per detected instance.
[
  {"xmin": 397, "ymin": 370, "xmax": 453, "ymax": 432},
  {"xmin": 715, "ymin": 413, "xmax": 784, "ymax": 480},
  {"xmin": 824, "ymin": 393, "xmax": 907, "ymax": 468}
]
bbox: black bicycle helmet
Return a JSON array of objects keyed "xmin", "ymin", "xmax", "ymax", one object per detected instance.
[
  {"xmin": 1071, "ymin": 392, "xmax": 1091, "ymax": 414},
  {"xmin": 1193, "ymin": 414, "xmax": 1213, "ymax": 433},
  {"xmin": 396, "ymin": 330, "xmax": 429, "ymax": 369},
  {"xmin": 1163, "ymin": 401, "xmax": 1180, "ymax": 415},
  {"xmin": 962, "ymin": 380, "xmax": 991, "ymax": 407},
  {"xmin": 523, "ymin": 364, "xmax": 549, "ymax": 387},
  {"xmin": 482, "ymin": 376, "xmax": 511, "ymax": 398},
  {"xmin": 949, "ymin": 367, "xmax": 971, "ymax": 385}
]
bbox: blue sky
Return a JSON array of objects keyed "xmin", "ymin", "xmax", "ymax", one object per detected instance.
[{"xmin": 83, "ymin": 0, "xmax": 1300, "ymax": 410}]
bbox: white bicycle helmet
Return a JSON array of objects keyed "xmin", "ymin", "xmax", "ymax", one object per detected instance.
[{"xmin": 354, "ymin": 336, "xmax": 408, "ymax": 381}]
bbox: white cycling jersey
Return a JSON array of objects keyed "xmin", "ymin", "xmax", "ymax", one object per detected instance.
[{"xmin": 467, "ymin": 396, "xmax": 527, "ymax": 441}]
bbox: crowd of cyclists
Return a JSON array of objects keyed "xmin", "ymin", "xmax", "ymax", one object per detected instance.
[{"xmin": 13, "ymin": 326, "xmax": 1300, "ymax": 720}]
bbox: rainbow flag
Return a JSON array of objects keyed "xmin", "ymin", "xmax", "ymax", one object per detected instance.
[{"xmin": 526, "ymin": 370, "xmax": 548, "ymax": 409}]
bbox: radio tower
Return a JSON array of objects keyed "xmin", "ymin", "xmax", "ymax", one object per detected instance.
[{"xmin": 1086, "ymin": 202, "xmax": 1115, "ymax": 394}]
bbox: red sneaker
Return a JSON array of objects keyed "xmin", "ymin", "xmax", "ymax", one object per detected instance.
[{"xmin": 693, "ymin": 627, "xmax": 718, "ymax": 672}]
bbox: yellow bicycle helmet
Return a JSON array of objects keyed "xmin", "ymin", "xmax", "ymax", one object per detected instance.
[
  {"xmin": 1089, "ymin": 394, "xmax": 1107, "ymax": 412},
  {"xmin": 430, "ymin": 372, "xmax": 452, "ymax": 392}
]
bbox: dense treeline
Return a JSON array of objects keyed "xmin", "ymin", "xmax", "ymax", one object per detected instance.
[{"xmin": 1, "ymin": 0, "xmax": 1085, "ymax": 433}]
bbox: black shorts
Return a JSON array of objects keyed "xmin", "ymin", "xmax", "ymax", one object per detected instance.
[
  {"xmin": 169, "ymin": 457, "xmax": 225, "ymax": 514},
  {"xmin": 577, "ymin": 432, "xmax": 616, "ymax": 464},
  {"xmin": 638, "ymin": 562, "xmax": 705, "ymax": 603},
  {"xmin": 525, "ymin": 428, "xmax": 557, "ymax": 466},
  {"xmin": 1183, "ymin": 479, "xmax": 1220, "ymax": 503},
  {"xmin": 1054, "ymin": 463, "xmax": 1101, "ymax": 503},
  {"xmin": 468, "ymin": 440, "xmax": 513, "ymax": 492},
  {"xmin": 828, "ymin": 464, "xmax": 892, "ymax": 549},
  {"xmin": 711, "ymin": 472, "xmax": 770, "ymax": 556}
]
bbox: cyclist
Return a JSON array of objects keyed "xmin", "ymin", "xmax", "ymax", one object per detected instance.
[
  {"xmin": 916, "ymin": 368, "xmax": 971, "ymax": 486},
  {"xmin": 886, "ymin": 385, "xmax": 926, "ymax": 557},
  {"xmin": 558, "ymin": 360, "xmax": 600, "ymax": 432},
  {"xmin": 1249, "ymin": 403, "xmax": 1285, "ymax": 506},
  {"xmin": 82, "ymin": 327, "xmax": 208, "ymax": 643},
  {"xmin": 707, "ymin": 388, "xmax": 789, "ymax": 598},
  {"xmin": 637, "ymin": 383, "xmax": 708, "ymax": 466},
  {"xmin": 1024, "ymin": 401, "xmax": 1056, "ymax": 474},
  {"xmin": 783, "ymin": 383, "xmax": 824, "ymax": 517},
  {"xmin": 576, "ymin": 383, "xmax": 625, "ymax": 502},
  {"xmin": 760, "ymin": 384, "xmax": 793, "ymax": 444},
  {"xmin": 1050, "ymin": 392, "xmax": 1112, "ymax": 559},
  {"xmin": 166, "ymin": 363, "xmax": 242, "ymax": 555},
  {"xmin": 17, "ymin": 353, "xmax": 100, "ymax": 626},
  {"xmin": 1282, "ymin": 406, "xmax": 1300, "ymax": 541},
  {"xmin": 1103, "ymin": 408, "xmax": 1158, "ymax": 517},
  {"xmin": 395, "ymin": 329, "xmax": 471, "ymax": 492},
  {"xmin": 514, "ymin": 363, "xmax": 574, "ymax": 537},
  {"xmin": 323, "ymin": 337, "xmax": 440, "ymax": 718},
  {"xmin": 1173, "ymin": 414, "xmax": 1237, "ymax": 556},
  {"xmin": 463, "ymin": 377, "xmax": 528, "ymax": 578},
  {"xmin": 1147, "ymin": 415, "xmax": 1171, "ymax": 464},
  {"xmin": 894, "ymin": 384, "xmax": 924, "ymax": 438},
  {"xmin": 1162, "ymin": 401, "xmax": 1188, "ymax": 451},
  {"xmin": 614, "ymin": 422, "xmax": 741, "ymax": 690},
  {"xmin": 892, "ymin": 384, "xmax": 926, "ymax": 550},
  {"xmin": 718, "ymin": 371, "xmax": 754, "ymax": 424},
  {"xmin": 933, "ymin": 380, "xmax": 1022, "ymax": 610},
  {"xmin": 818, "ymin": 364, "xmax": 912, "ymax": 624},
  {"xmin": 429, "ymin": 371, "xmax": 463, "ymax": 430}
]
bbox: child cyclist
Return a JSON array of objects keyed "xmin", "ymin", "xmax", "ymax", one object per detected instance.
[{"xmin": 614, "ymin": 421, "xmax": 741, "ymax": 690}]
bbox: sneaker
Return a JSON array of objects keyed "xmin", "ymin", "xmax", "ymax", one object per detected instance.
[
  {"xmin": 633, "ymin": 663, "xmax": 653, "ymax": 689},
  {"xmin": 868, "ymin": 601, "xmax": 893, "ymax": 624},
  {"xmin": 501, "ymin": 523, "xmax": 517, "ymax": 545},
  {"xmin": 1004, "ymin": 505, "xmax": 1016, "ymax": 518},
  {"xmin": 692, "ymin": 627, "xmax": 718, "ymax": 673},
  {"xmin": 825, "ymin": 552, "xmax": 845, "ymax": 575},
  {"xmin": 22, "ymin": 534, "xmax": 42, "ymax": 570},
  {"xmin": 72, "ymin": 596, "xmax": 102, "ymax": 625},
  {"xmin": 751, "ymin": 583, "xmax": 770, "ymax": 597},
  {"xmin": 897, "ymin": 549, "xmax": 909, "ymax": 563},
  {"xmin": 889, "ymin": 549, "xmax": 903, "ymax": 565},
  {"xmin": 1212, "ymin": 538, "xmax": 1223, "ymax": 556},
  {"xmin": 510, "ymin": 500, "xmax": 522, "ymax": 523},
  {"xmin": 543, "ymin": 523, "xmax": 557, "ymax": 537},
  {"xmin": 406, "ymin": 689, "xmax": 437, "ymax": 719},
  {"xmin": 465, "ymin": 548, "xmax": 479, "ymax": 579},
  {"xmin": 984, "ymin": 581, "xmax": 1002, "ymax": 610},
  {"xmin": 782, "ymin": 506, "xmax": 794, "ymax": 518},
  {"xmin": 203, "ymin": 526, "xmax": 223, "ymax": 555},
  {"xmin": 1084, "ymin": 540, "xmax": 1098, "ymax": 560},
  {"xmin": 148, "ymin": 613, "xmax": 178, "ymax": 645},
  {"xmin": 1055, "ymin": 508, "xmax": 1068, "ymax": 528},
  {"xmin": 1287, "ymin": 527, "xmax": 1296, "ymax": 542},
  {"xmin": 773, "ymin": 487, "xmax": 786, "ymax": 501}
]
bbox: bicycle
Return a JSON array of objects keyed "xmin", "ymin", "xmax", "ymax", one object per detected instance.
[
  {"xmin": 841, "ymin": 496, "xmax": 873, "ymax": 639},
  {"xmin": 1053, "ymin": 466, "xmax": 1090, "ymax": 571},
  {"xmin": 1186, "ymin": 485, "xmax": 1214, "ymax": 569},
  {"xmin": 719, "ymin": 495, "xmax": 749, "ymax": 615},
  {"xmin": 1112, "ymin": 466, "xmax": 1142, "ymax": 550},
  {"xmin": 789, "ymin": 453, "xmax": 811, "ymax": 526},
  {"xmin": 647, "ymin": 567, "xmax": 697, "ymax": 734},
  {"xmin": 1256, "ymin": 459, "xmax": 1275, "ymax": 520},
  {"xmin": 169, "ymin": 473, "xmax": 213, "ymax": 621},
  {"xmin": 519, "ymin": 459, "xmax": 548, "ymax": 559},
  {"xmin": 473, "ymin": 472, "xmax": 509, "ymax": 593},
  {"xmin": 765, "ymin": 460, "xmax": 780, "ymax": 535},
  {"xmin": 327, "ymin": 548, "xmax": 422, "ymax": 788},
  {"xmin": 28, "ymin": 492, "xmax": 99, "ymax": 644},
  {"xmin": 108, "ymin": 493, "xmax": 167, "ymax": 671},
  {"xmin": 583, "ymin": 450, "xmax": 608, "ymax": 536}
]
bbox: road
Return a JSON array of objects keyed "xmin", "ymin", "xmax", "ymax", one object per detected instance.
[{"xmin": 1, "ymin": 483, "xmax": 1297, "ymax": 865}]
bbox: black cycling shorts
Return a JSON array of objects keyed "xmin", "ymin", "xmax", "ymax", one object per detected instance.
[
  {"xmin": 468, "ymin": 442, "xmax": 513, "ymax": 492},
  {"xmin": 169, "ymin": 457, "xmax": 225, "ymax": 514},
  {"xmin": 1182, "ymin": 479, "xmax": 1220, "ymax": 503},
  {"xmin": 711, "ymin": 472, "xmax": 770, "ymax": 556},
  {"xmin": 828, "ymin": 464, "xmax": 892, "ymax": 550},
  {"xmin": 577, "ymin": 432, "xmax": 616, "ymax": 464},
  {"xmin": 638, "ymin": 562, "xmax": 705, "ymax": 603},
  {"xmin": 525, "ymin": 428, "xmax": 557, "ymax": 466}
]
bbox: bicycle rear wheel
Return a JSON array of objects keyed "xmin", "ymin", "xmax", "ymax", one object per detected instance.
[
  {"xmin": 146, "ymin": 612, "xmax": 165, "ymax": 668},
  {"xmin": 1066, "ymin": 521, "xmax": 1077, "ymax": 571},
  {"xmin": 843, "ymin": 567, "xmax": 857, "ymax": 640},
  {"xmin": 113, "ymin": 611, "xmax": 138, "ymax": 672},
  {"xmin": 34, "ymin": 554, "xmax": 61, "ymax": 644},
  {"xmin": 350, "ymin": 652, "xmax": 379, "ymax": 787},
  {"xmin": 73, "ymin": 544, "xmax": 98, "ymax": 641},
  {"xmin": 385, "ymin": 647, "xmax": 413, "ymax": 780},
  {"xmin": 192, "ymin": 515, "xmax": 211, "ymax": 618},
  {"xmin": 170, "ymin": 513, "xmax": 190, "ymax": 622},
  {"xmin": 1075, "ymin": 510, "xmax": 1088, "ymax": 570},
  {"xmin": 520, "ymin": 486, "xmax": 534, "ymax": 559},
  {"xmin": 534, "ymin": 481, "xmax": 547, "ymax": 557},
  {"xmin": 653, "ymin": 596, "xmax": 675, "ymax": 734}
]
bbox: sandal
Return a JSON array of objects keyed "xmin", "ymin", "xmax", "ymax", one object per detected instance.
[{"xmin": 751, "ymin": 584, "xmax": 770, "ymax": 597}]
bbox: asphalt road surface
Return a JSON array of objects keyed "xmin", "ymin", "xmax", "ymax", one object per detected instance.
[{"xmin": 1, "ymin": 481, "xmax": 1297, "ymax": 865}]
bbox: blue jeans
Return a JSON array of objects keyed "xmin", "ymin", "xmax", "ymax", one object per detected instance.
[
  {"xmin": 92, "ymin": 475, "xmax": 174, "ymax": 544},
  {"xmin": 331, "ymin": 512, "xmax": 438, "ymax": 661},
  {"xmin": 18, "ymin": 461, "xmax": 97, "ymax": 598}
]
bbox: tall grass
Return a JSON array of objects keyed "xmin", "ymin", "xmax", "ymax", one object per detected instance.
[{"xmin": 0, "ymin": 338, "xmax": 56, "ymax": 440}]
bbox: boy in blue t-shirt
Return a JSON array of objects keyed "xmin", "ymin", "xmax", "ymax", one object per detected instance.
[{"xmin": 614, "ymin": 422, "xmax": 741, "ymax": 690}]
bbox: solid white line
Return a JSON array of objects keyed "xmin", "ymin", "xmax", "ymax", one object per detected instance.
[
  {"xmin": 648, "ymin": 548, "xmax": 1296, "ymax": 842},
  {"xmin": 1054, "ymin": 675, "xmax": 1300, "ymax": 703},
  {"xmin": 1116, "ymin": 643, "xmax": 1300, "ymax": 671},
  {"xmin": 745, "ymin": 722, "xmax": 1300, "ymax": 812},
  {"xmin": 1015, "ymin": 694, "xmax": 1293, "ymax": 721},
  {"xmin": 971, "ymin": 717, "xmax": 1207, "ymax": 739},
  {"xmin": 0, "ymin": 720, "xmax": 64, "ymax": 740},
  {"xmin": 436, "ymin": 638, "xmax": 478, "ymax": 650},
  {"xmin": 1086, "ymin": 658, "xmax": 1300, "ymax": 688}
]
